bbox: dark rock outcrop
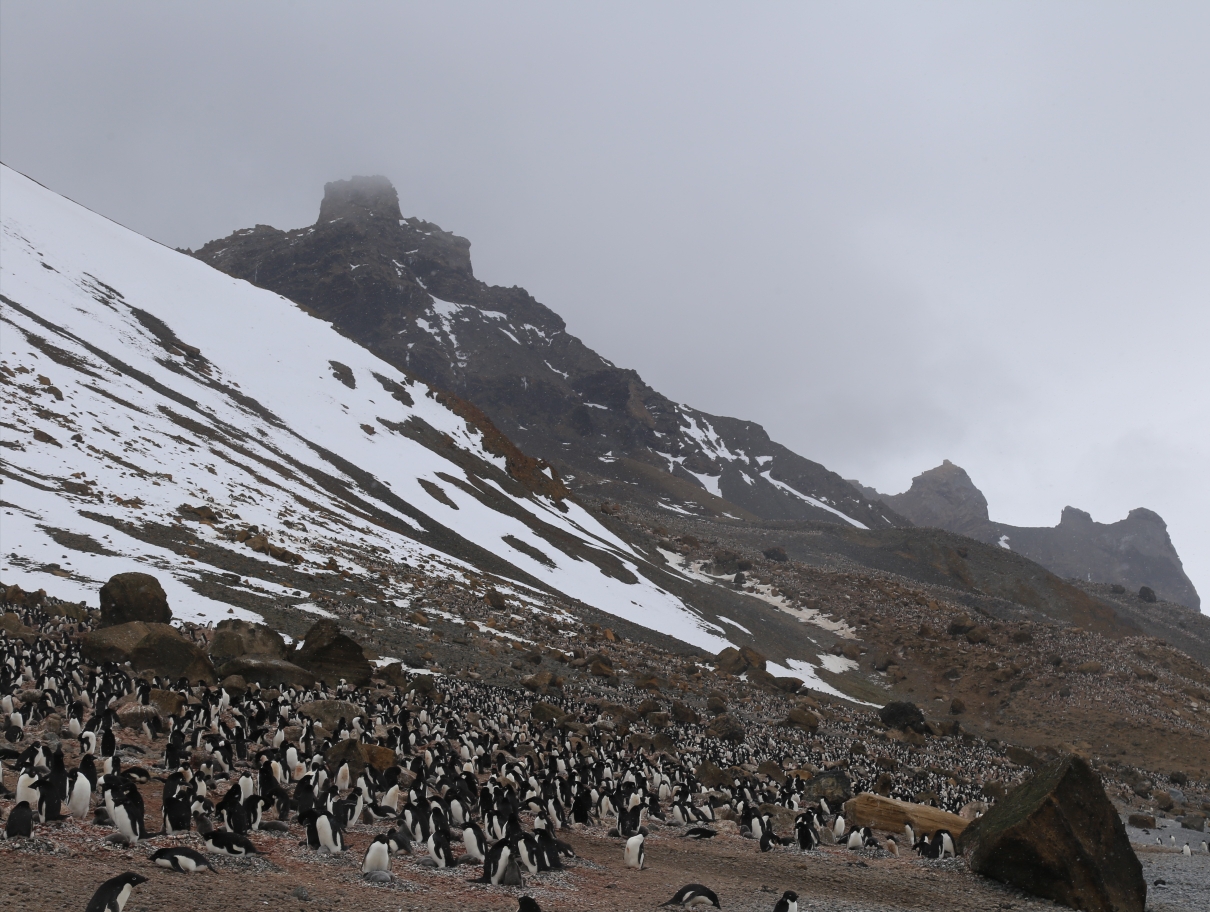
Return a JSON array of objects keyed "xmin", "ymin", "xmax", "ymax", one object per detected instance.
[
  {"xmin": 99, "ymin": 572, "xmax": 171, "ymax": 626},
  {"xmin": 704, "ymin": 713, "xmax": 745, "ymax": 744},
  {"xmin": 293, "ymin": 619, "xmax": 372, "ymax": 687},
  {"xmin": 878, "ymin": 701, "xmax": 925, "ymax": 732},
  {"xmin": 81, "ymin": 621, "xmax": 151, "ymax": 664},
  {"xmin": 959, "ymin": 755, "xmax": 1145, "ymax": 912},
  {"xmin": 798, "ymin": 770, "xmax": 852, "ymax": 805},
  {"xmin": 859, "ymin": 462, "xmax": 1199, "ymax": 610},
  {"xmin": 193, "ymin": 176, "xmax": 904, "ymax": 529}
]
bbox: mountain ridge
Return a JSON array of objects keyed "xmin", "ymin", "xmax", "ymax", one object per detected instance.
[
  {"xmin": 854, "ymin": 460, "xmax": 1200, "ymax": 611},
  {"xmin": 192, "ymin": 175, "xmax": 909, "ymax": 532}
]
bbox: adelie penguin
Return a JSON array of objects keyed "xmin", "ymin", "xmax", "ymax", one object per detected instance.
[
  {"xmin": 84, "ymin": 872, "xmax": 147, "ymax": 912},
  {"xmin": 773, "ymin": 890, "xmax": 798, "ymax": 912},
  {"xmin": 362, "ymin": 833, "xmax": 392, "ymax": 880},
  {"xmin": 661, "ymin": 883, "xmax": 721, "ymax": 908},
  {"xmin": 203, "ymin": 829, "xmax": 260, "ymax": 855},
  {"xmin": 516, "ymin": 898, "xmax": 542, "ymax": 912},
  {"xmin": 151, "ymin": 846, "xmax": 213, "ymax": 873},
  {"xmin": 624, "ymin": 832, "xmax": 646, "ymax": 869},
  {"xmin": 5, "ymin": 800, "xmax": 33, "ymax": 838},
  {"xmin": 682, "ymin": 826, "xmax": 717, "ymax": 839}
]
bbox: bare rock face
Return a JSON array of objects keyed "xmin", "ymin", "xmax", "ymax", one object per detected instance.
[
  {"xmin": 293, "ymin": 619, "xmax": 372, "ymax": 687},
  {"xmin": 878, "ymin": 701, "xmax": 925, "ymax": 733},
  {"xmin": 882, "ymin": 461, "xmax": 997, "ymax": 541},
  {"xmin": 299, "ymin": 699, "xmax": 362, "ymax": 732},
  {"xmin": 99, "ymin": 572, "xmax": 171, "ymax": 626},
  {"xmin": 959, "ymin": 755, "xmax": 1145, "ymax": 912},
  {"xmin": 704, "ymin": 713, "xmax": 745, "ymax": 744}
]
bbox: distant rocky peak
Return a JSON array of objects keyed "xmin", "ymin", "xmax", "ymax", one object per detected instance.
[
  {"xmin": 317, "ymin": 174, "xmax": 403, "ymax": 224},
  {"xmin": 885, "ymin": 460, "xmax": 994, "ymax": 540},
  {"xmin": 1059, "ymin": 506, "xmax": 1094, "ymax": 525}
]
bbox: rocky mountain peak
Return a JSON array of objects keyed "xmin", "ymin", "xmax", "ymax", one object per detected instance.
[
  {"xmin": 883, "ymin": 460, "xmax": 995, "ymax": 541},
  {"xmin": 317, "ymin": 174, "xmax": 403, "ymax": 224}
]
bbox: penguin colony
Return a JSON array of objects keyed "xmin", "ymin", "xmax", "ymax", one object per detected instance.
[{"xmin": 2, "ymin": 598, "xmax": 1208, "ymax": 912}]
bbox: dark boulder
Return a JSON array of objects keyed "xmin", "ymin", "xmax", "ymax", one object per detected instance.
[
  {"xmin": 99, "ymin": 572, "xmax": 171, "ymax": 626},
  {"xmin": 694, "ymin": 760, "xmax": 729, "ymax": 790},
  {"xmin": 293, "ymin": 619, "xmax": 372, "ymax": 686},
  {"xmin": 704, "ymin": 713, "xmax": 745, "ymax": 744},
  {"xmin": 762, "ymin": 546, "xmax": 788, "ymax": 562},
  {"xmin": 81, "ymin": 622, "xmax": 151, "ymax": 664},
  {"xmin": 209, "ymin": 619, "xmax": 288, "ymax": 666},
  {"xmin": 878, "ymin": 701, "xmax": 926, "ymax": 732},
  {"xmin": 959, "ymin": 755, "xmax": 1145, "ymax": 912},
  {"xmin": 128, "ymin": 624, "xmax": 217, "ymax": 685},
  {"xmin": 670, "ymin": 700, "xmax": 699, "ymax": 724},
  {"xmin": 1137, "ymin": 586, "xmax": 1157, "ymax": 603}
]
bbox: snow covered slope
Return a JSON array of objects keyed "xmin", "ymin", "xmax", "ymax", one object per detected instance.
[{"xmin": 0, "ymin": 164, "xmax": 731, "ymax": 652}]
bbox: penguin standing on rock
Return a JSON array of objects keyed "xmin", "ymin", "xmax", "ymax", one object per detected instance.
[
  {"xmin": 624, "ymin": 832, "xmax": 646, "ymax": 869},
  {"xmin": 660, "ymin": 883, "xmax": 721, "ymax": 908},
  {"xmin": 84, "ymin": 872, "xmax": 147, "ymax": 912}
]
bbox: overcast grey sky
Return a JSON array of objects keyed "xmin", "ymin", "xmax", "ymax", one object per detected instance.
[{"xmin": 3, "ymin": 2, "xmax": 1207, "ymax": 609}]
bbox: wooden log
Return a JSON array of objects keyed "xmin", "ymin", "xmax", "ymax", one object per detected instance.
[{"xmin": 842, "ymin": 792, "xmax": 969, "ymax": 836}]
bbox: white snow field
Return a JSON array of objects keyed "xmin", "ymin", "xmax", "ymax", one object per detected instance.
[{"xmin": 0, "ymin": 164, "xmax": 730, "ymax": 652}]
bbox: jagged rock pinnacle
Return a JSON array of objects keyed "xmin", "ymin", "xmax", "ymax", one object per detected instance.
[{"xmin": 317, "ymin": 175, "xmax": 402, "ymax": 224}]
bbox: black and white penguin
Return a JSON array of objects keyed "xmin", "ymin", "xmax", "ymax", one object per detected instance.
[
  {"xmin": 386, "ymin": 825, "xmax": 413, "ymax": 855},
  {"xmin": 426, "ymin": 829, "xmax": 456, "ymax": 868},
  {"xmin": 5, "ymin": 800, "xmax": 33, "ymax": 838},
  {"xmin": 624, "ymin": 832, "xmax": 646, "ymax": 870},
  {"xmin": 517, "ymin": 898, "xmax": 542, "ymax": 912},
  {"xmin": 936, "ymin": 829, "xmax": 956, "ymax": 859},
  {"xmin": 772, "ymin": 890, "xmax": 799, "ymax": 912},
  {"xmin": 150, "ymin": 846, "xmax": 213, "ymax": 873},
  {"xmin": 35, "ymin": 777, "xmax": 66, "ymax": 822},
  {"xmin": 660, "ymin": 883, "xmax": 721, "ymax": 908},
  {"xmin": 313, "ymin": 811, "xmax": 344, "ymax": 853},
  {"xmin": 362, "ymin": 834, "xmax": 392, "ymax": 873},
  {"xmin": 463, "ymin": 820, "xmax": 488, "ymax": 862},
  {"xmin": 477, "ymin": 837, "xmax": 515, "ymax": 885},
  {"xmin": 67, "ymin": 769, "xmax": 92, "ymax": 820},
  {"xmin": 202, "ymin": 830, "xmax": 260, "ymax": 855},
  {"xmin": 84, "ymin": 872, "xmax": 147, "ymax": 912},
  {"xmin": 683, "ymin": 826, "xmax": 718, "ymax": 839}
]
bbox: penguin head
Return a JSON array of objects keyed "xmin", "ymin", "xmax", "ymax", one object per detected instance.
[{"xmin": 517, "ymin": 898, "xmax": 542, "ymax": 912}]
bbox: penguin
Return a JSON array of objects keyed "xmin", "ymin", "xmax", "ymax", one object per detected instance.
[
  {"xmin": 832, "ymin": 814, "xmax": 845, "ymax": 840},
  {"xmin": 5, "ymin": 800, "xmax": 33, "ymax": 838},
  {"xmin": 477, "ymin": 837, "xmax": 515, "ymax": 885},
  {"xmin": 362, "ymin": 834, "xmax": 391, "ymax": 873},
  {"xmin": 499, "ymin": 855, "xmax": 525, "ymax": 886},
  {"xmin": 386, "ymin": 825, "xmax": 413, "ymax": 855},
  {"xmin": 35, "ymin": 777, "xmax": 66, "ymax": 822},
  {"xmin": 937, "ymin": 829, "xmax": 956, "ymax": 859},
  {"xmin": 313, "ymin": 811, "xmax": 344, "ymax": 853},
  {"xmin": 773, "ymin": 891, "xmax": 799, "ymax": 912},
  {"xmin": 517, "ymin": 899, "xmax": 542, "ymax": 912},
  {"xmin": 67, "ymin": 770, "xmax": 92, "ymax": 819},
  {"xmin": 683, "ymin": 826, "xmax": 718, "ymax": 839},
  {"xmin": 426, "ymin": 829, "xmax": 456, "ymax": 868},
  {"xmin": 202, "ymin": 830, "xmax": 260, "ymax": 855},
  {"xmin": 463, "ymin": 820, "xmax": 488, "ymax": 862},
  {"xmin": 84, "ymin": 872, "xmax": 147, "ymax": 912},
  {"xmin": 1182, "ymin": 843, "xmax": 1191, "ymax": 856},
  {"xmin": 885, "ymin": 836, "xmax": 899, "ymax": 856},
  {"xmin": 624, "ymin": 832, "xmax": 646, "ymax": 870},
  {"xmin": 150, "ymin": 846, "xmax": 213, "ymax": 873},
  {"xmin": 660, "ymin": 883, "xmax": 721, "ymax": 908}
]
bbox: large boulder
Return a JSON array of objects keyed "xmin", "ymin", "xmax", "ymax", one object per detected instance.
[
  {"xmin": 694, "ymin": 760, "xmax": 729, "ymax": 790},
  {"xmin": 208, "ymin": 618, "xmax": 288, "ymax": 666},
  {"xmin": 99, "ymin": 572, "xmax": 171, "ymax": 626},
  {"xmin": 216, "ymin": 655, "xmax": 316, "ymax": 689},
  {"xmin": 324, "ymin": 738, "xmax": 396, "ymax": 773},
  {"xmin": 878, "ymin": 701, "xmax": 926, "ymax": 732},
  {"xmin": 704, "ymin": 713, "xmax": 745, "ymax": 744},
  {"xmin": 81, "ymin": 621, "xmax": 151, "ymax": 664},
  {"xmin": 959, "ymin": 755, "xmax": 1145, "ymax": 912},
  {"xmin": 798, "ymin": 770, "xmax": 853, "ymax": 805},
  {"xmin": 127, "ymin": 625, "xmax": 217, "ymax": 685},
  {"xmin": 780, "ymin": 706, "xmax": 821, "ymax": 731},
  {"xmin": 299, "ymin": 699, "xmax": 362, "ymax": 732},
  {"xmin": 293, "ymin": 619, "xmax": 372, "ymax": 686}
]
